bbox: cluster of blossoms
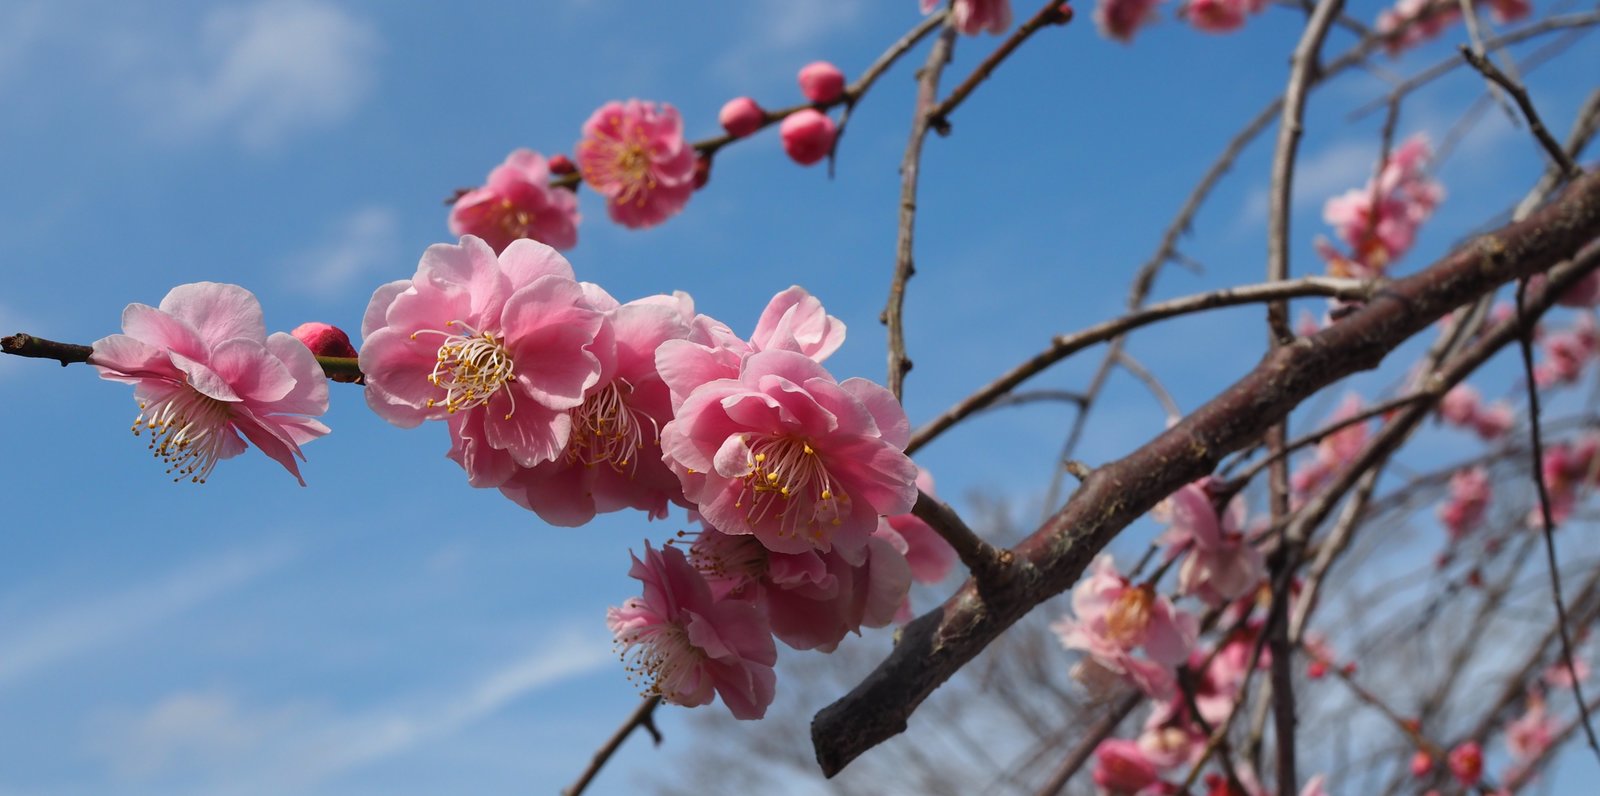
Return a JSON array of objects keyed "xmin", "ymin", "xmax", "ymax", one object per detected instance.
[
  {"xmin": 1533, "ymin": 313, "xmax": 1599, "ymax": 387},
  {"xmin": 352, "ymin": 234, "xmax": 948, "ymax": 717},
  {"xmin": 1316, "ymin": 134, "xmax": 1445, "ymax": 279},
  {"xmin": 1535, "ymin": 435, "xmax": 1600, "ymax": 526},
  {"xmin": 1436, "ymin": 465, "xmax": 1493, "ymax": 542},
  {"xmin": 1375, "ymin": 0, "xmax": 1531, "ymax": 57},
  {"xmin": 1290, "ymin": 393, "xmax": 1372, "ymax": 501},
  {"xmin": 1436, "ymin": 384, "xmax": 1514, "ymax": 441}
]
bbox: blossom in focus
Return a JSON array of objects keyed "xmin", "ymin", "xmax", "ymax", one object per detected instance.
[
  {"xmin": 1447, "ymin": 740, "xmax": 1483, "ymax": 785},
  {"xmin": 921, "ymin": 0, "xmax": 1014, "ymax": 35},
  {"xmin": 797, "ymin": 61, "xmax": 845, "ymax": 103},
  {"xmin": 1375, "ymin": 0, "xmax": 1461, "ymax": 56},
  {"xmin": 718, "ymin": 96, "xmax": 765, "ymax": 138},
  {"xmin": 1053, "ymin": 555, "xmax": 1198, "ymax": 700},
  {"xmin": 577, "ymin": 100, "xmax": 697, "ymax": 229},
  {"xmin": 875, "ymin": 467, "xmax": 958, "ymax": 620},
  {"xmin": 359, "ymin": 236, "xmax": 608, "ymax": 488},
  {"xmin": 1437, "ymin": 466, "xmax": 1491, "ymax": 541},
  {"xmin": 660, "ymin": 349, "xmax": 918, "ymax": 557},
  {"xmin": 607, "ymin": 543, "xmax": 777, "ymax": 719},
  {"xmin": 449, "ymin": 149, "xmax": 580, "ymax": 252},
  {"xmin": 91, "ymin": 282, "xmax": 330, "ymax": 485},
  {"xmin": 1094, "ymin": 0, "xmax": 1161, "ymax": 42},
  {"xmin": 1156, "ymin": 480, "xmax": 1266, "ymax": 605},
  {"xmin": 496, "ymin": 289, "xmax": 693, "ymax": 525},
  {"xmin": 692, "ymin": 521, "xmax": 911, "ymax": 651},
  {"xmin": 1319, "ymin": 133, "xmax": 1444, "ymax": 276},
  {"xmin": 780, "ymin": 108, "xmax": 837, "ymax": 166}
]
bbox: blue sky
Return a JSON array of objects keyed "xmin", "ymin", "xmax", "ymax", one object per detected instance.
[{"xmin": 0, "ymin": 1, "xmax": 1596, "ymax": 794}]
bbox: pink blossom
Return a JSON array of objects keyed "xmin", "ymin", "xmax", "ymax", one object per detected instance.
[
  {"xmin": 1092, "ymin": 738, "xmax": 1165, "ymax": 794},
  {"xmin": 449, "ymin": 149, "xmax": 580, "ymax": 253},
  {"xmin": 797, "ymin": 61, "xmax": 846, "ymax": 103},
  {"xmin": 659, "ymin": 349, "xmax": 918, "ymax": 557},
  {"xmin": 1137, "ymin": 722, "xmax": 1203, "ymax": 770},
  {"xmin": 1534, "ymin": 436, "xmax": 1600, "ymax": 526},
  {"xmin": 577, "ymin": 100, "xmax": 696, "ymax": 229},
  {"xmin": 1376, "ymin": 0, "xmax": 1462, "ymax": 57},
  {"xmin": 1487, "ymin": 0, "xmax": 1531, "ymax": 24},
  {"xmin": 359, "ymin": 237, "xmax": 608, "ymax": 488},
  {"xmin": 922, "ymin": 0, "xmax": 1014, "ymax": 35},
  {"xmin": 1156, "ymin": 481, "xmax": 1265, "ymax": 605},
  {"xmin": 1529, "ymin": 269, "xmax": 1600, "ymax": 308},
  {"xmin": 1184, "ymin": 0, "xmax": 1265, "ymax": 32},
  {"xmin": 693, "ymin": 522, "xmax": 910, "ymax": 652},
  {"xmin": 1437, "ymin": 466, "xmax": 1491, "ymax": 541},
  {"xmin": 1534, "ymin": 314, "xmax": 1598, "ymax": 387},
  {"xmin": 1053, "ymin": 555, "xmax": 1199, "ymax": 700},
  {"xmin": 780, "ymin": 109, "xmax": 837, "ymax": 166},
  {"xmin": 1410, "ymin": 750, "xmax": 1434, "ymax": 776},
  {"xmin": 607, "ymin": 543, "xmax": 777, "ymax": 719},
  {"xmin": 718, "ymin": 96, "xmax": 765, "ymax": 138},
  {"xmin": 1095, "ymin": 0, "xmax": 1161, "ymax": 42},
  {"xmin": 1473, "ymin": 401, "xmax": 1515, "ymax": 440},
  {"xmin": 495, "ymin": 291, "xmax": 692, "ymax": 525},
  {"xmin": 877, "ymin": 468, "xmax": 957, "ymax": 585},
  {"xmin": 1319, "ymin": 133, "xmax": 1444, "ymax": 275},
  {"xmin": 91, "ymin": 283, "xmax": 330, "ymax": 485},
  {"xmin": 1506, "ymin": 692, "xmax": 1555, "ymax": 770},
  {"xmin": 1438, "ymin": 384, "xmax": 1481, "ymax": 427},
  {"xmin": 1299, "ymin": 775, "xmax": 1330, "ymax": 796},
  {"xmin": 1292, "ymin": 393, "xmax": 1370, "ymax": 496},
  {"xmin": 1544, "ymin": 654, "xmax": 1591, "ymax": 688},
  {"xmin": 1447, "ymin": 740, "xmax": 1483, "ymax": 785}
]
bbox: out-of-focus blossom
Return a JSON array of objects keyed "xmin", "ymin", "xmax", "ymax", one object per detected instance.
[
  {"xmin": 1318, "ymin": 133, "xmax": 1444, "ymax": 276},
  {"xmin": 922, "ymin": 0, "xmax": 1014, "ymax": 35},
  {"xmin": 1534, "ymin": 314, "xmax": 1599, "ymax": 387},
  {"xmin": 1506, "ymin": 691, "xmax": 1555, "ymax": 773},
  {"xmin": 1092, "ymin": 738, "xmax": 1166, "ymax": 794},
  {"xmin": 359, "ymin": 237, "xmax": 608, "ymax": 488},
  {"xmin": 607, "ymin": 543, "xmax": 777, "ymax": 719},
  {"xmin": 1411, "ymin": 750, "xmax": 1434, "ymax": 776},
  {"xmin": 1376, "ymin": 0, "xmax": 1462, "ymax": 56},
  {"xmin": 875, "ymin": 467, "xmax": 958, "ymax": 620},
  {"xmin": 780, "ymin": 108, "xmax": 837, "ymax": 166},
  {"xmin": 1094, "ymin": 0, "xmax": 1161, "ymax": 41},
  {"xmin": 450, "ymin": 149, "xmax": 580, "ymax": 252},
  {"xmin": 1437, "ymin": 384, "xmax": 1515, "ymax": 440},
  {"xmin": 92, "ymin": 282, "xmax": 330, "ymax": 485},
  {"xmin": 1183, "ymin": 0, "xmax": 1265, "ymax": 32},
  {"xmin": 1487, "ymin": 0, "xmax": 1531, "ymax": 24},
  {"xmin": 1544, "ymin": 654, "xmax": 1591, "ymax": 688},
  {"xmin": 1054, "ymin": 555, "xmax": 1199, "ymax": 700},
  {"xmin": 1156, "ymin": 480, "xmax": 1265, "ymax": 605},
  {"xmin": 1292, "ymin": 393, "xmax": 1371, "ymax": 497},
  {"xmin": 1437, "ymin": 466, "xmax": 1492, "ymax": 541},
  {"xmin": 1447, "ymin": 740, "xmax": 1483, "ymax": 785},
  {"xmin": 659, "ymin": 349, "xmax": 917, "ymax": 557},
  {"xmin": 719, "ymin": 97, "xmax": 765, "ymax": 138},
  {"xmin": 577, "ymin": 100, "xmax": 697, "ymax": 229},
  {"xmin": 797, "ymin": 61, "xmax": 846, "ymax": 103}
]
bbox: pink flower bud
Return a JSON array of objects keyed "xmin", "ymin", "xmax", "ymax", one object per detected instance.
[
  {"xmin": 718, "ymin": 96, "xmax": 765, "ymax": 138},
  {"xmin": 547, "ymin": 153, "xmax": 575, "ymax": 175},
  {"xmin": 797, "ymin": 61, "xmax": 845, "ymax": 103},
  {"xmin": 1054, "ymin": 3, "xmax": 1076, "ymax": 23},
  {"xmin": 291, "ymin": 322, "xmax": 358, "ymax": 358},
  {"xmin": 780, "ymin": 109, "xmax": 836, "ymax": 166},
  {"xmin": 1447, "ymin": 741, "xmax": 1483, "ymax": 785},
  {"xmin": 1410, "ymin": 750, "xmax": 1433, "ymax": 776}
]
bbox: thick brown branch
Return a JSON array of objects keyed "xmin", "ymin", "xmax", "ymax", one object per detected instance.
[
  {"xmin": 811, "ymin": 169, "xmax": 1600, "ymax": 777},
  {"xmin": 1, "ymin": 333, "xmax": 92, "ymax": 366},
  {"xmin": 926, "ymin": 0, "xmax": 1073, "ymax": 130}
]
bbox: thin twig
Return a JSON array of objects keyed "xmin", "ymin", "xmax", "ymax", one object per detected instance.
[
  {"xmin": 1226, "ymin": 391, "xmax": 1430, "ymax": 490},
  {"xmin": 1114, "ymin": 350, "xmax": 1182, "ymax": 424},
  {"xmin": 883, "ymin": 23, "xmax": 958, "ymax": 400},
  {"xmin": 1033, "ymin": 691, "xmax": 1141, "ymax": 796},
  {"xmin": 562, "ymin": 696, "xmax": 662, "ymax": 796},
  {"xmin": 1513, "ymin": 275, "xmax": 1600, "ymax": 761},
  {"xmin": 911, "ymin": 489, "xmax": 1010, "ymax": 583},
  {"xmin": 906, "ymin": 276, "xmax": 1381, "ymax": 455},
  {"xmin": 1460, "ymin": 46, "xmax": 1582, "ymax": 178},
  {"xmin": 926, "ymin": 0, "xmax": 1073, "ymax": 130}
]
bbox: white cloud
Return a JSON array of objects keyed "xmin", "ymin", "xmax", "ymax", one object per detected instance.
[
  {"xmin": 0, "ymin": 546, "xmax": 295, "ymax": 690},
  {"xmin": 1238, "ymin": 140, "xmax": 1377, "ymax": 229},
  {"xmin": 283, "ymin": 205, "xmax": 401, "ymax": 296},
  {"xmin": 138, "ymin": 0, "xmax": 379, "ymax": 150},
  {"xmin": 714, "ymin": 0, "xmax": 866, "ymax": 84},
  {"xmin": 89, "ymin": 633, "xmax": 611, "ymax": 792}
]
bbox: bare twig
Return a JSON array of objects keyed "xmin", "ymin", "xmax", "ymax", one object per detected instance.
[
  {"xmin": 1033, "ymin": 691, "xmax": 1142, "ymax": 796},
  {"xmin": 926, "ymin": 0, "xmax": 1074, "ymax": 130},
  {"xmin": 563, "ymin": 696, "xmax": 662, "ymax": 796},
  {"xmin": 1115, "ymin": 350, "xmax": 1181, "ymax": 424},
  {"xmin": 1461, "ymin": 46, "xmax": 1583, "ymax": 178}
]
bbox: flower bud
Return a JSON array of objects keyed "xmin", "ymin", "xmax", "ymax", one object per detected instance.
[
  {"xmin": 718, "ymin": 96, "xmax": 765, "ymax": 138},
  {"xmin": 292, "ymin": 322, "xmax": 361, "ymax": 384},
  {"xmin": 548, "ymin": 153, "xmax": 576, "ymax": 175},
  {"xmin": 797, "ymin": 61, "xmax": 845, "ymax": 103},
  {"xmin": 780, "ymin": 109, "xmax": 836, "ymax": 166}
]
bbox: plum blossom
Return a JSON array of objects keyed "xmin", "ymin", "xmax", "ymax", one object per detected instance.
[
  {"xmin": 922, "ymin": 0, "xmax": 1013, "ymax": 35},
  {"xmin": 660, "ymin": 348, "xmax": 918, "ymax": 557},
  {"xmin": 359, "ymin": 236, "xmax": 608, "ymax": 488},
  {"xmin": 607, "ymin": 543, "xmax": 777, "ymax": 719},
  {"xmin": 577, "ymin": 100, "xmax": 696, "ymax": 229},
  {"xmin": 1376, "ymin": 0, "xmax": 1461, "ymax": 56},
  {"xmin": 1487, "ymin": 0, "xmax": 1531, "ymax": 23},
  {"xmin": 495, "ymin": 289, "xmax": 693, "ymax": 525},
  {"xmin": 1292, "ymin": 393, "xmax": 1371, "ymax": 498},
  {"xmin": 780, "ymin": 109, "xmax": 837, "ymax": 166},
  {"xmin": 1506, "ymin": 691, "xmax": 1555, "ymax": 774},
  {"xmin": 91, "ymin": 282, "xmax": 330, "ymax": 485},
  {"xmin": 1156, "ymin": 480, "xmax": 1266, "ymax": 605},
  {"xmin": 1436, "ymin": 384, "xmax": 1515, "ymax": 440},
  {"xmin": 797, "ymin": 61, "xmax": 845, "ymax": 103},
  {"xmin": 1318, "ymin": 134, "xmax": 1444, "ymax": 277},
  {"xmin": 1053, "ymin": 555, "xmax": 1199, "ymax": 700},
  {"xmin": 1533, "ymin": 436, "xmax": 1600, "ymax": 526},
  {"xmin": 1095, "ymin": 0, "xmax": 1162, "ymax": 41},
  {"xmin": 449, "ymin": 149, "xmax": 580, "ymax": 253},
  {"xmin": 1092, "ymin": 738, "xmax": 1167, "ymax": 795},
  {"xmin": 1447, "ymin": 740, "xmax": 1483, "ymax": 785},
  {"xmin": 691, "ymin": 520, "xmax": 911, "ymax": 651},
  {"xmin": 1437, "ymin": 466, "xmax": 1491, "ymax": 541},
  {"xmin": 718, "ymin": 97, "xmax": 765, "ymax": 138},
  {"xmin": 1544, "ymin": 654, "xmax": 1591, "ymax": 687},
  {"xmin": 1183, "ymin": 0, "xmax": 1265, "ymax": 33},
  {"xmin": 1534, "ymin": 314, "xmax": 1598, "ymax": 387}
]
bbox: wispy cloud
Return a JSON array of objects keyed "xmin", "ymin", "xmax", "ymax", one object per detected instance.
[
  {"xmin": 0, "ymin": 1, "xmax": 47, "ymax": 93},
  {"xmin": 283, "ymin": 205, "xmax": 401, "ymax": 297},
  {"xmin": 713, "ymin": 0, "xmax": 867, "ymax": 85},
  {"xmin": 0, "ymin": 546, "xmax": 295, "ymax": 691},
  {"xmin": 134, "ymin": 0, "xmax": 380, "ymax": 150},
  {"xmin": 88, "ymin": 632, "xmax": 611, "ymax": 793}
]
